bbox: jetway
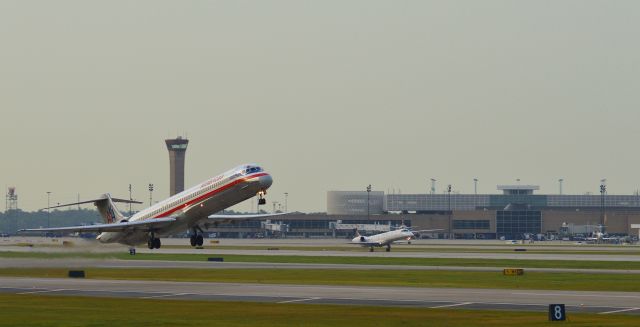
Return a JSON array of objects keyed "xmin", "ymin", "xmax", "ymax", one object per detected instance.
[
  {"xmin": 329, "ymin": 220, "xmax": 392, "ymax": 232},
  {"xmin": 632, "ymin": 224, "xmax": 640, "ymax": 239},
  {"xmin": 261, "ymin": 220, "xmax": 289, "ymax": 237}
]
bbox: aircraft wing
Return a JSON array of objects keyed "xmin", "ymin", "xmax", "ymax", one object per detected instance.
[
  {"xmin": 413, "ymin": 229, "xmax": 443, "ymax": 233},
  {"xmin": 19, "ymin": 218, "xmax": 176, "ymax": 233},
  {"xmin": 354, "ymin": 241, "xmax": 385, "ymax": 247}
]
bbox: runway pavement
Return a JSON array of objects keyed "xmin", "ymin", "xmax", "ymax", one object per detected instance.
[
  {"xmin": 2, "ymin": 258, "xmax": 640, "ymax": 274},
  {"xmin": 1, "ymin": 277, "xmax": 639, "ymax": 315},
  {"xmin": 4, "ymin": 236, "xmax": 640, "ymax": 251},
  {"xmin": 3, "ymin": 245, "xmax": 640, "ymax": 261}
]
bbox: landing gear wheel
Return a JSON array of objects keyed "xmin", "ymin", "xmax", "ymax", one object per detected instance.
[
  {"xmin": 153, "ymin": 238, "xmax": 161, "ymax": 249},
  {"xmin": 369, "ymin": 247, "xmax": 374, "ymax": 252},
  {"xmin": 190, "ymin": 235, "xmax": 197, "ymax": 247},
  {"xmin": 147, "ymin": 239, "xmax": 154, "ymax": 249},
  {"xmin": 196, "ymin": 234, "xmax": 204, "ymax": 246},
  {"xmin": 258, "ymin": 190, "xmax": 267, "ymax": 205},
  {"xmin": 386, "ymin": 245, "xmax": 391, "ymax": 252}
]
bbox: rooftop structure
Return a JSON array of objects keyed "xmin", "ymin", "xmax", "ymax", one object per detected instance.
[{"xmin": 497, "ymin": 185, "xmax": 540, "ymax": 195}]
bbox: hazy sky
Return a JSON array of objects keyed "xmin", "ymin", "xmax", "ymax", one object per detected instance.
[{"xmin": 1, "ymin": 1, "xmax": 639, "ymax": 213}]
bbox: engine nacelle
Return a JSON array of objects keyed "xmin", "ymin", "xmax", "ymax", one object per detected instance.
[{"xmin": 360, "ymin": 236, "xmax": 366, "ymax": 242}]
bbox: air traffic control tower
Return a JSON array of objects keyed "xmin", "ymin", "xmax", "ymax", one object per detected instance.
[{"xmin": 165, "ymin": 137, "xmax": 189, "ymax": 196}]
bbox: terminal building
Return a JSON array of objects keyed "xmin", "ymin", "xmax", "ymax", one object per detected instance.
[{"xmin": 208, "ymin": 185, "xmax": 640, "ymax": 240}]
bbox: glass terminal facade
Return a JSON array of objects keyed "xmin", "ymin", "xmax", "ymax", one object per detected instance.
[{"xmin": 496, "ymin": 210, "xmax": 541, "ymax": 240}]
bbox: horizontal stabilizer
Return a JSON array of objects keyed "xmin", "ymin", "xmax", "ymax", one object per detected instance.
[{"xmin": 40, "ymin": 194, "xmax": 142, "ymax": 210}]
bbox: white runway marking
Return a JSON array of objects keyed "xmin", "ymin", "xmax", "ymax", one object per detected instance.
[
  {"xmin": 278, "ymin": 297, "xmax": 320, "ymax": 304},
  {"xmin": 598, "ymin": 308, "xmax": 640, "ymax": 315},
  {"xmin": 16, "ymin": 289, "xmax": 67, "ymax": 295},
  {"xmin": 512, "ymin": 292, "xmax": 640, "ymax": 299},
  {"xmin": 140, "ymin": 292, "xmax": 192, "ymax": 299},
  {"xmin": 429, "ymin": 302, "xmax": 472, "ymax": 309}
]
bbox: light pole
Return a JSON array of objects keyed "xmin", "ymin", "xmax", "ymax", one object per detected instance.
[
  {"xmin": 447, "ymin": 184, "xmax": 452, "ymax": 239},
  {"xmin": 272, "ymin": 201, "xmax": 279, "ymax": 213},
  {"xmin": 600, "ymin": 179, "xmax": 607, "ymax": 227},
  {"xmin": 46, "ymin": 191, "xmax": 51, "ymax": 230},
  {"xmin": 148, "ymin": 183, "xmax": 154, "ymax": 207},
  {"xmin": 366, "ymin": 184, "xmax": 372, "ymax": 220},
  {"xmin": 430, "ymin": 179, "xmax": 436, "ymax": 195},
  {"xmin": 558, "ymin": 179, "xmax": 564, "ymax": 195},
  {"xmin": 473, "ymin": 178, "xmax": 478, "ymax": 208},
  {"xmin": 284, "ymin": 192, "xmax": 288, "ymax": 213}
]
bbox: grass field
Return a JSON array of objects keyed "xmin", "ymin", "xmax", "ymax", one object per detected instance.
[
  {"xmin": 2, "ymin": 250, "xmax": 640, "ymax": 270},
  {"xmin": 0, "ymin": 267, "xmax": 638, "ymax": 292},
  {"xmin": 0, "ymin": 294, "xmax": 637, "ymax": 327}
]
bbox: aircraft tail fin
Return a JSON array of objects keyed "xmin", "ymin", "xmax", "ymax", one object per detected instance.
[{"xmin": 95, "ymin": 194, "xmax": 126, "ymax": 223}]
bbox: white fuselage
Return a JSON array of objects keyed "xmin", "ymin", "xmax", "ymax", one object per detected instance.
[
  {"xmin": 97, "ymin": 165, "xmax": 272, "ymax": 245},
  {"xmin": 351, "ymin": 229, "xmax": 415, "ymax": 247}
]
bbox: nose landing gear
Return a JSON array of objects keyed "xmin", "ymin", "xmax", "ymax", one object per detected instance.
[{"xmin": 258, "ymin": 190, "xmax": 267, "ymax": 205}]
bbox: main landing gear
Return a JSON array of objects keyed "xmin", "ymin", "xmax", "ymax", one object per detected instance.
[
  {"xmin": 147, "ymin": 233, "xmax": 161, "ymax": 249},
  {"xmin": 190, "ymin": 226, "xmax": 204, "ymax": 247},
  {"xmin": 386, "ymin": 244, "xmax": 391, "ymax": 252},
  {"xmin": 190, "ymin": 234, "xmax": 204, "ymax": 247}
]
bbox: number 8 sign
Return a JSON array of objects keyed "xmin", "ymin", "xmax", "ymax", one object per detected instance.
[{"xmin": 549, "ymin": 304, "xmax": 566, "ymax": 321}]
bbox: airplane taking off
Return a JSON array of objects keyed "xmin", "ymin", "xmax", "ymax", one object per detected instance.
[
  {"xmin": 21, "ymin": 164, "xmax": 280, "ymax": 249},
  {"xmin": 352, "ymin": 227, "xmax": 441, "ymax": 252}
]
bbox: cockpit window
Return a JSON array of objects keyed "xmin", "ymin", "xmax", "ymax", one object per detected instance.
[{"xmin": 243, "ymin": 166, "xmax": 263, "ymax": 174}]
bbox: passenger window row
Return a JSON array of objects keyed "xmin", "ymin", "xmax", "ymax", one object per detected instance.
[{"xmin": 148, "ymin": 177, "xmax": 231, "ymax": 218}]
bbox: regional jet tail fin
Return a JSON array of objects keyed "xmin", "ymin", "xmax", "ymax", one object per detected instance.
[
  {"xmin": 19, "ymin": 218, "xmax": 176, "ymax": 234},
  {"xmin": 42, "ymin": 194, "xmax": 142, "ymax": 223}
]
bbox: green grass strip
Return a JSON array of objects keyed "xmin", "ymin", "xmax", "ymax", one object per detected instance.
[
  {"xmin": 3, "ymin": 250, "xmax": 640, "ymax": 270},
  {"xmin": 173, "ymin": 245, "xmax": 640, "ymax": 255},
  {"xmin": 0, "ymin": 268, "xmax": 639, "ymax": 292},
  {"xmin": 0, "ymin": 294, "xmax": 637, "ymax": 327}
]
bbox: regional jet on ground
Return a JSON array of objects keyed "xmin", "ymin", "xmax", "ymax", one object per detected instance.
[
  {"xmin": 21, "ymin": 164, "xmax": 280, "ymax": 249},
  {"xmin": 352, "ymin": 227, "xmax": 441, "ymax": 252}
]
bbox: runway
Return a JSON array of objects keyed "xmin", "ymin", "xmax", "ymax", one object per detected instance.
[
  {"xmin": 1, "ymin": 277, "xmax": 639, "ymax": 315},
  {"xmin": 4, "ymin": 246, "xmax": 640, "ymax": 262},
  {"xmin": 2, "ymin": 258, "xmax": 640, "ymax": 274},
  {"xmin": 5, "ymin": 236, "xmax": 640, "ymax": 252}
]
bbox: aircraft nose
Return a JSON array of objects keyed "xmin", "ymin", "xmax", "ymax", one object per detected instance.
[{"xmin": 259, "ymin": 173, "xmax": 273, "ymax": 189}]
